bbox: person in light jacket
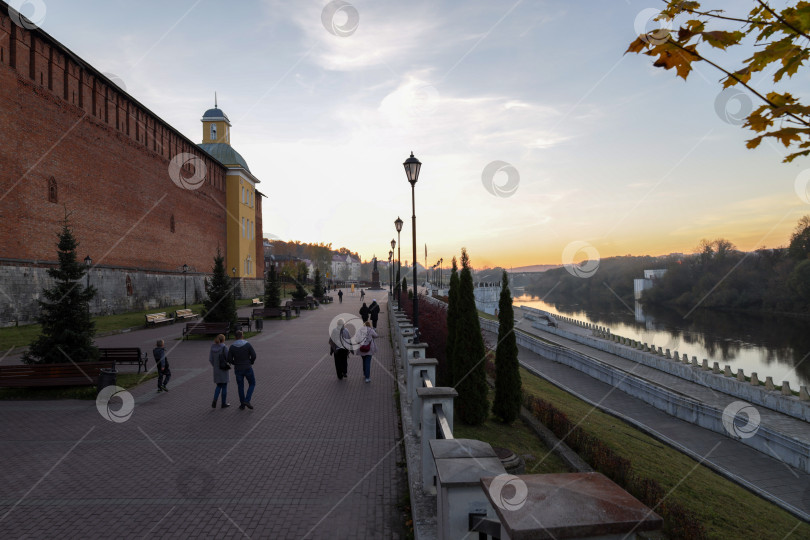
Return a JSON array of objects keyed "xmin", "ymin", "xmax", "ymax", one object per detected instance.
[
  {"xmin": 209, "ymin": 334, "xmax": 230, "ymax": 408},
  {"xmin": 228, "ymin": 330, "xmax": 258, "ymax": 410},
  {"xmin": 355, "ymin": 320, "xmax": 378, "ymax": 383}
]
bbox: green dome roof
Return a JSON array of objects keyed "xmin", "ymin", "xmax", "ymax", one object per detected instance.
[{"xmin": 198, "ymin": 143, "xmax": 251, "ymax": 172}]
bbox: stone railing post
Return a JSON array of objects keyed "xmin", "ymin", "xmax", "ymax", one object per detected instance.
[
  {"xmin": 403, "ymin": 341, "xmax": 427, "ymax": 378},
  {"xmin": 417, "ymin": 386, "xmax": 457, "ymax": 494},
  {"xmin": 409, "ymin": 358, "xmax": 438, "ymax": 425},
  {"xmin": 430, "ymin": 439, "xmax": 506, "ymax": 539}
]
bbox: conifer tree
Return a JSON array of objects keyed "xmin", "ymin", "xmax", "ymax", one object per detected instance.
[
  {"xmin": 492, "ymin": 271, "xmax": 521, "ymax": 423},
  {"xmin": 264, "ymin": 265, "xmax": 281, "ymax": 307},
  {"xmin": 452, "ymin": 249, "xmax": 489, "ymax": 425},
  {"xmin": 394, "ymin": 267, "xmax": 401, "ymax": 306},
  {"xmin": 291, "ymin": 263, "xmax": 309, "ymax": 300},
  {"xmin": 402, "ymin": 276, "xmax": 408, "ymax": 302},
  {"xmin": 444, "ymin": 257, "xmax": 460, "ymax": 386},
  {"xmin": 313, "ymin": 268, "xmax": 325, "ymax": 298},
  {"xmin": 204, "ymin": 248, "xmax": 237, "ymax": 326},
  {"xmin": 24, "ymin": 214, "xmax": 97, "ymax": 364}
]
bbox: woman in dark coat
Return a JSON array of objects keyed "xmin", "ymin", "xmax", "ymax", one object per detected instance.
[
  {"xmin": 359, "ymin": 302, "xmax": 370, "ymax": 322},
  {"xmin": 208, "ymin": 334, "xmax": 230, "ymax": 408}
]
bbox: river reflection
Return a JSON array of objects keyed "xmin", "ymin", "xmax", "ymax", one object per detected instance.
[{"xmin": 514, "ymin": 295, "xmax": 810, "ymax": 389}]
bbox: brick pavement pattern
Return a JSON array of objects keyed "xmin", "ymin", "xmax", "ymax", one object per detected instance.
[{"xmin": 0, "ymin": 294, "xmax": 403, "ymax": 539}]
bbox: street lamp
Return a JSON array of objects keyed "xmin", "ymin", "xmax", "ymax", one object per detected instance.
[
  {"xmin": 394, "ymin": 217, "xmax": 403, "ymax": 310},
  {"xmin": 182, "ymin": 263, "xmax": 189, "ymax": 309},
  {"xmin": 403, "ymin": 151, "xmax": 421, "ymax": 340},
  {"xmin": 84, "ymin": 255, "xmax": 92, "ymax": 290},
  {"xmin": 388, "ymin": 250, "xmax": 393, "ymax": 295}
]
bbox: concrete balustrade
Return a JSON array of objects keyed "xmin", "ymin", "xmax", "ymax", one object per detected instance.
[
  {"xmin": 801, "ymin": 386, "xmax": 809, "ymax": 401},
  {"xmin": 430, "ymin": 439, "xmax": 505, "ymax": 539},
  {"xmin": 409, "ymin": 358, "xmax": 438, "ymax": 425},
  {"xmin": 751, "ymin": 373, "xmax": 760, "ymax": 386},
  {"xmin": 403, "ymin": 342, "xmax": 428, "ymax": 377},
  {"xmin": 417, "ymin": 386, "xmax": 458, "ymax": 494},
  {"xmin": 766, "ymin": 377, "xmax": 775, "ymax": 390},
  {"xmin": 782, "ymin": 382, "xmax": 792, "ymax": 396},
  {"xmin": 724, "ymin": 365, "xmax": 733, "ymax": 377},
  {"xmin": 692, "ymin": 356, "xmax": 699, "ymax": 367},
  {"xmin": 713, "ymin": 362, "xmax": 721, "ymax": 374},
  {"xmin": 737, "ymin": 369, "xmax": 745, "ymax": 382}
]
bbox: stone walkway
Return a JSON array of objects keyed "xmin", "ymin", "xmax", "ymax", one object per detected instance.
[
  {"xmin": 492, "ymin": 315, "xmax": 810, "ymax": 523},
  {"xmin": 0, "ymin": 293, "xmax": 404, "ymax": 538}
]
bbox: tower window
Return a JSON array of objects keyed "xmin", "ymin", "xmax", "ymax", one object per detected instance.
[
  {"xmin": 47, "ymin": 177, "xmax": 58, "ymax": 203},
  {"xmin": 211, "ymin": 124, "xmax": 217, "ymax": 140}
]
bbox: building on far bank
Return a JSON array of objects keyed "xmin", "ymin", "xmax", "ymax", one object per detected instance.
[{"xmin": 634, "ymin": 269, "xmax": 667, "ymax": 300}]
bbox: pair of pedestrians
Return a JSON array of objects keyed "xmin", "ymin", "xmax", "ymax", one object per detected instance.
[
  {"xmin": 359, "ymin": 300, "xmax": 380, "ymax": 328},
  {"xmin": 330, "ymin": 319, "xmax": 378, "ymax": 383},
  {"xmin": 208, "ymin": 331, "xmax": 257, "ymax": 410}
]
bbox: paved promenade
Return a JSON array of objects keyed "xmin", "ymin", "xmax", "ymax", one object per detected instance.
[
  {"xmin": 497, "ymin": 314, "xmax": 810, "ymax": 522},
  {"xmin": 0, "ymin": 293, "xmax": 403, "ymax": 538}
]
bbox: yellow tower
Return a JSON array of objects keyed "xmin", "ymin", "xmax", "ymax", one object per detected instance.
[{"xmin": 199, "ymin": 103, "xmax": 260, "ymax": 278}]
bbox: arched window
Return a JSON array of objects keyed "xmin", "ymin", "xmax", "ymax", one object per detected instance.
[
  {"xmin": 125, "ymin": 275, "xmax": 134, "ymax": 296},
  {"xmin": 170, "ymin": 214, "xmax": 175, "ymax": 233},
  {"xmin": 47, "ymin": 177, "xmax": 57, "ymax": 203},
  {"xmin": 211, "ymin": 124, "xmax": 217, "ymax": 140}
]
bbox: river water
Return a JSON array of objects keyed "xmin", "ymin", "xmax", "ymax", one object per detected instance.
[{"xmin": 513, "ymin": 295, "xmax": 810, "ymax": 390}]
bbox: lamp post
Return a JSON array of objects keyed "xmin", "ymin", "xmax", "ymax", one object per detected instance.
[
  {"xmin": 84, "ymin": 255, "xmax": 92, "ymax": 290},
  {"xmin": 394, "ymin": 217, "xmax": 403, "ymax": 310},
  {"xmin": 388, "ymin": 250, "xmax": 393, "ymax": 295},
  {"xmin": 403, "ymin": 151, "xmax": 421, "ymax": 340},
  {"xmin": 182, "ymin": 263, "xmax": 189, "ymax": 309}
]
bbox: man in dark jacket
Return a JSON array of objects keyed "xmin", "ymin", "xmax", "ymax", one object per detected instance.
[
  {"xmin": 368, "ymin": 300, "xmax": 380, "ymax": 329},
  {"xmin": 359, "ymin": 302, "xmax": 370, "ymax": 322},
  {"xmin": 228, "ymin": 330, "xmax": 257, "ymax": 410},
  {"xmin": 154, "ymin": 339, "xmax": 170, "ymax": 392}
]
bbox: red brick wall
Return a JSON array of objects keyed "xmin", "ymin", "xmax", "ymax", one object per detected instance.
[{"xmin": 0, "ymin": 11, "xmax": 227, "ymax": 274}]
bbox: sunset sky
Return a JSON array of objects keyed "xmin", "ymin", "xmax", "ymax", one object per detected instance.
[{"xmin": 26, "ymin": 0, "xmax": 810, "ymax": 268}]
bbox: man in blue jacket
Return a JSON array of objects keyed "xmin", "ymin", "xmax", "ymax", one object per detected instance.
[{"xmin": 227, "ymin": 330, "xmax": 258, "ymax": 410}]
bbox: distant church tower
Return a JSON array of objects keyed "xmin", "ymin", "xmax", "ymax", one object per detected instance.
[{"xmin": 199, "ymin": 99, "xmax": 262, "ymax": 278}]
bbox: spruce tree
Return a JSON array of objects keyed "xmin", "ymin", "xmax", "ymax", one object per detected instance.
[
  {"xmin": 313, "ymin": 268, "xmax": 324, "ymax": 298},
  {"xmin": 203, "ymin": 248, "xmax": 237, "ymax": 326},
  {"xmin": 444, "ymin": 257, "xmax": 460, "ymax": 386},
  {"xmin": 492, "ymin": 271, "xmax": 521, "ymax": 423},
  {"xmin": 24, "ymin": 215, "xmax": 97, "ymax": 364},
  {"xmin": 264, "ymin": 265, "xmax": 281, "ymax": 307},
  {"xmin": 291, "ymin": 263, "xmax": 309, "ymax": 300},
  {"xmin": 452, "ymin": 249, "xmax": 489, "ymax": 425},
  {"xmin": 402, "ymin": 276, "xmax": 408, "ymax": 302}
]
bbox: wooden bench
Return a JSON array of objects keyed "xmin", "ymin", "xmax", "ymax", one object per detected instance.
[
  {"xmin": 290, "ymin": 299, "xmax": 314, "ymax": 310},
  {"xmin": 252, "ymin": 307, "xmax": 292, "ymax": 320},
  {"xmin": 0, "ymin": 361, "xmax": 115, "ymax": 388},
  {"xmin": 175, "ymin": 308, "xmax": 199, "ymax": 321},
  {"xmin": 183, "ymin": 322, "xmax": 231, "ymax": 340},
  {"xmin": 236, "ymin": 316, "xmax": 252, "ymax": 332},
  {"xmin": 98, "ymin": 347, "xmax": 148, "ymax": 373},
  {"xmin": 251, "ymin": 298, "xmax": 264, "ymax": 306},
  {"xmin": 145, "ymin": 312, "xmax": 173, "ymax": 326}
]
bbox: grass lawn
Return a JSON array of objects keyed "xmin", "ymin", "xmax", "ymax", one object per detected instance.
[
  {"xmin": 519, "ymin": 367, "xmax": 810, "ymax": 539},
  {"xmin": 0, "ymin": 299, "xmax": 256, "ymax": 351},
  {"xmin": 453, "ymin": 388, "xmax": 569, "ymax": 475},
  {"xmin": 0, "ymin": 371, "xmax": 157, "ymax": 400}
]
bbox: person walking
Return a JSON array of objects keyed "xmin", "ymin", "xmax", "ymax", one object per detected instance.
[
  {"xmin": 338, "ymin": 289, "xmax": 343, "ymax": 303},
  {"xmin": 227, "ymin": 330, "xmax": 257, "ymax": 410},
  {"xmin": 360, "ymin": 288, "xmax": 365, "ymax": 301},
  {"xmin": 154, "ymin": 339, "xmax": 170, "ymax": 392},
  {"xmin": 368, "ymin": 299, "xmax": 380, "ymax": 329},
  {"xmin": 209, "ymin": 334, "xmax": 230, "ymax": 408},
  {"xmin": 329, "ymin": 318, "xmax": 351, "ymax": 380},
  {"xmin": 355, "ymin": 320, "xmax": 378, "ymax": 383},
  {"xmin": 359, "ymin": 302, "xmax": 370, "ymax": 323}
]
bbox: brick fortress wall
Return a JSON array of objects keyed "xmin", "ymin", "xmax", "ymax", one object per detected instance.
[{"xmin": 0, "ymin": 7, "xmax": 261, "ymax": 324}]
